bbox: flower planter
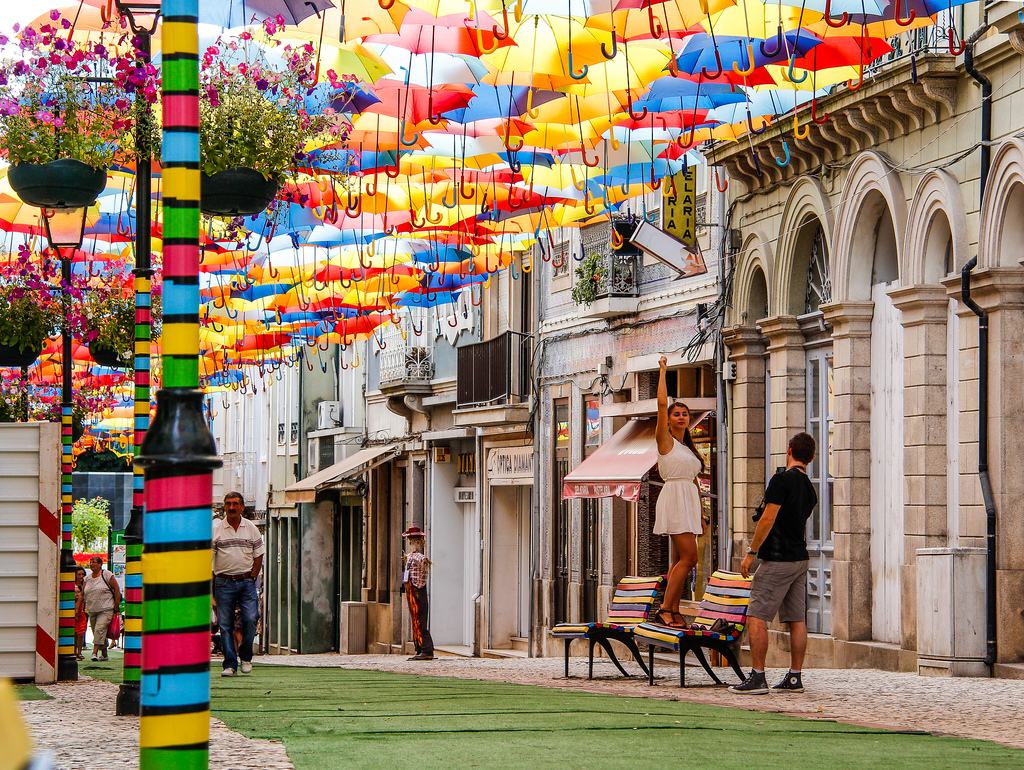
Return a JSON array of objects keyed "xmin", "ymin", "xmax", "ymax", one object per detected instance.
[
  {"xmin": 8, "ymin": 159, "xmax": 107, "ymax": 209},
  {"xmin": 201, "ymin": 168, "xmax": 280, "ymax": 216},
  {"xmin": 90, "ymin": 342, "xmax": 131, "ymax": 369},
  {"xmin": 0, "ymin": 342, "xmax": 40, "ymax": 368}
]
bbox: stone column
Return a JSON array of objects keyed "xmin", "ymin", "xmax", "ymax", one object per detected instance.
[
  {"xmin": 889, "ymin": 285, "xmax": 950, "ymax": 651},
  {"xmin": 821, "ymin": 301, "xmax": 874, "ymax": 642},
  {"xmin": 759, "ymin": 316, "xmax": 807, "ymax": 469},
  {"xmin": 959, "ymin": 267, "xmax": 1024, "ymax": 664},
  {"xmin": 722, "ymin": 324, "xmax": 768, "ymax": 569}
]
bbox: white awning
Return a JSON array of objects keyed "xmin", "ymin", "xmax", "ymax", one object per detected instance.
[{"xmin": 283, "ymin": 443, "xmax": 399, "ymax": 504}]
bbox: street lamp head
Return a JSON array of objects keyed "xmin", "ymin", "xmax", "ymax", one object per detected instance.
[
  {"xmin": 113, "ymin": 0, "xmax": 162, "ymax": 36},
  {"xmin": 42, "ymin": 207, "xmax": 87, "ymax": 250}
]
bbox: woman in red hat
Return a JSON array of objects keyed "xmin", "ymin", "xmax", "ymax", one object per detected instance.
[{"xmin": 402, "ymin": 526, "xmax": 434, "ymax": 661}]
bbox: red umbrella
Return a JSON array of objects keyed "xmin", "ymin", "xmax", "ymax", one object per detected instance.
[
  {"xmin": 365, "ymin": 79, "xmax": 476, "ymax": 125},
  {"xmin": 364, "ymin": 10, "xmax": 516, "ymax": 56}
]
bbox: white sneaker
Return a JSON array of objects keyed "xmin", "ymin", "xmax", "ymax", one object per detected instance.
[
  {"xmin": 240, "ymin": 661, "xmax": 252, "ymax": 674},
  {"xmin": 221, "ymin": 668, "xmax": 236, "ymax": 677}
]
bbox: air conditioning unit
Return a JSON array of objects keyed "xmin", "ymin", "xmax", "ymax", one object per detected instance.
[
  {"xmin": 317, "ymin": 400, "xmax": 342, "ymax": 429},
  {"xmin": 454, "ymin": 487, "xmax": 476, "ymax": 503}
]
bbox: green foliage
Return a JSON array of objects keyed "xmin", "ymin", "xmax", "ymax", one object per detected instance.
[
  {"xmin": 75, "ymin": 450, "xmax": 131, "ymax": 473},
  {"xmin": 0, "ymin": 291, "xmax": 61, "ymax": 353},
  {"xmin": 72, "ymin": 497, "xmax": 110, "ymax": 553},
  {"xmin": 570, "ymin": 252, "xmax": 604, "ymax": 307}
]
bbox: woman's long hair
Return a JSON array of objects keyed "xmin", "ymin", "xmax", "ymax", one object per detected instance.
[{"xmin": 668, "ymin": 400, "xmax": 705, "ymax": 473}]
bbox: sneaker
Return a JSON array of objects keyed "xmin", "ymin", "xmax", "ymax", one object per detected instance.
[
  {"xmin": 240, "ymin": 661, "xmax": 252, "ymax": 674},
  {"xmin": 729, "ymin": 670, "xmax": 769, "ymax": 694},
  {"xmin": 91, "ymin": 655, "xmax": 99, "ymax": 662},
  {"xmin": 221, "ymin": 668, "xmax": 236, "ymax": 677},
  {"xmin": 771, "ymin": 671, "xmax": 804, "ymax": 693},
  {"xmin": 407, "ymin": 653, "xmax": 434, "ymax": 661}
]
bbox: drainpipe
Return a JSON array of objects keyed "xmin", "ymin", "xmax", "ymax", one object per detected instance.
[{"xmin": 962, "ymin": 29, "xmax": 997, "ymax": 672}]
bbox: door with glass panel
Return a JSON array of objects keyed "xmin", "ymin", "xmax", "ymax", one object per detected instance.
[{"xmin": 805, "ymin": 349, "xmax": 834, "ymax": 634}]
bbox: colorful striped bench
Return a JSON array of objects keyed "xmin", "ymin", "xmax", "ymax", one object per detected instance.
[
  {"xmin": 633, "ymin": 570, "xmax": 753, "ymax": 687},
  {"xmin": 550, "ymin": 575, "xmax": 666, "ymax": 679}
]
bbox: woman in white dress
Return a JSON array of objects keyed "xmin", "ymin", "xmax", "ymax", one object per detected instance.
[{"xmin": 653, "ymin": 355, "xmax": 705, "ymax": 627}]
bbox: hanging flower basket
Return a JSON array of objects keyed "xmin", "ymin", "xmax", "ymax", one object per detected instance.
[
  {"xmin": 8, "ymin": 159, "xmax": 108, "ymax": 209},
  {"xmin": 0, "ymin": 341, "xmax": 41, "ymax": 368},
  {"xmin": 201, "ymin": 168, "xmax": 280, "ymax": 217},
  {"xmin": 90, "ymin": 342, "xmax": 131, "ymax": 369}
]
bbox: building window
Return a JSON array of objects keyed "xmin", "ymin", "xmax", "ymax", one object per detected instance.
[
  {"xmin": 552, "ymin": 241, "xmax": 569, "ymax": 277},
  {"xmin": 584, "ymin": 398, "xmax": 600, "ymax": 447}
]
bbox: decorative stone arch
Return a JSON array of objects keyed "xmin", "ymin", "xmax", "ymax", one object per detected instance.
[
  {"xmin": 831, "ymin": 152, "xmax": 908, "ymax": 300},
  {"xmin": 904, "ymin": 169, "xmax": 968, "ymax": 283},
  {"xmin": 732, "ymin": 230, "xmax": 773, "ymax": 324},
  {"xmin": 978, "ymin": 137, "xmax": 1024, "ymax": 268},
  {"xmin": 773, "ymin": 177, "xmax": 835, "ymax": 315}
]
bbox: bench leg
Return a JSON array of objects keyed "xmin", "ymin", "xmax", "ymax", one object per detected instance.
[
  {"xmin": 690, "ymin": 644, "xmax": 723, "ymax": 685},
  {"xmin": 648, "ymin": 645, "xmax": 655, "ymax": 686},
  {"xmin": 588, "ymin": 638, "xmax": 596, "ymax": 680},
  {"xmin": 595, "ymin": 638, "xmax": 632, "ymax": 678},
  {"xmin": 623, "ymin": 637, "xmax": 650, "ymax": 677},
  {"xmin": 721, "ymin": 646, "xmax": 745, "ymax": 683},
  {"xmin": 563, "ymin": 638, "xmax": 570, "ymax": 679},
  {"xmin": 679, "ymin": 648, "xmax": 686, "ymax": 687}
]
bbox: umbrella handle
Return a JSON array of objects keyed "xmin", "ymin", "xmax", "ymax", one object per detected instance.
[
  {"xmin": 647, "ymin": 5, "xmax": 663, "ymax": 39},
  {"xmin": 568, "ymin": 50, "xmax": 589, "ymax": 80},
  {"xmin": 760, "ymin": 26, "xmax": 783, "ymax": 57},
  {"xmin": 786, "ymin": 56, "xmax": 808, "ymax": 84},
  {"xmin": 676, "ymin": 121, "xmax": 697, "ymax": 149},
  {"xmin": 581, "ymin": 144, "xmax": 600, "ymax": 167},
  {"xmin": 427, "ymin": 206, "xmax": 444, "ymax": 224},
  {"xmin": 750, "ymin": 149, "xmax": 763, "ymax": 178},
  {"xmin": 793, "ymin": 114, "xmax": 809, "ymax": 140},
  {"xmin": 513, "ymin": 0, "xmax": 524, "ymax": 23},
  {"xmin": 570, "ymin": 166, "xmax": 586, "ymax": 191},
  {"xmin": 746, "ymin": 111, "xmax": 768, "ymax": 135},
  {"xmin": 378, "ymin": 0, "xmax": 396, "ymax": 9},
  {"xmin": 649, "ymin": 166, "xmax": 662, "ymax": 190},
  {"xmin": 701, "ymin": 50, "xmax": 723, "ymax": 80},
  {"xmin": 412, "ymin": 211, "xmax": 427, "ymax": 228},
  {"xmin": 847, "ymin": 67, "xmax": 863, "ymax": 90},
  {"xmin": 411, "ymin": 315, "xmax": 425, "ymax": 334},
  {"xmin": 442, "ymin": 186, "xmax": 457, "ymax": 208},
  {"xmin": 384, "ymin": 165, "xmax": 401, "ymax": 179},
  {"xmin": 552, "ymin": 249, "xmax": 566, "ymax": 271},
  {"xmin": 824, "ymin": 0, "xmax": 848, "ymax": 27},
  {"xmin": 366, "ymin": 180, "xmax": 378, "ymax": 196},
  {"xmin": 948, "ymin": 29, "xmax": 965, "ymax": 55},
  {"xmin": 471, "ymin": 284, "xmax": 483, "ymax": 306},
  {"xmin": 526, "ymin": 89, "xmax": 541, "ymax": 119},
  {"xmin": 714, "ymin": 170, "xmax": 728, "ymax": 192},
  {"xmin": 894, "ymin": 0, "xmax": 916, "ymax": 26},
  {"xmin": 611, "ymin": 228, "xmax": 624, "ymax": 250},
  {"xmin": 509, "ymin": 158, "xmax": 522, "ymax": 173},
  {"xmin": 100, "ymin": 0, "xmax": 114, "ymax": 23},
  {"xmin": 811, "ymin": 97, "xmax": 828, "ymax": 124},
  {"xmin": 504, "ymin": 133, "xmax": 524, "ymax": 152},
  {"xmin": 628, "ymin": 105, "xmax": 649, "ymax": 121},
  {"xmin": 460, "ymin": 177, "xmax": 476, "ymax": 200},
  {"xmin": 584, "ymin": 193, "xmax": 596, "ymax": 215},
  {"xmin": 400, "ymin": 122, "xmax": 421, "ymax": 147},
  {"xmin": 601, "ymin": 34, "xmax": 617, "ymax": 60},
  {"xmin": 469, "ymin": 23, "xmax": 501, "ymax": 55},
  {"xmin": 774, "ymin": 140, "xmax": 791, "ymax": 167},
  {"xmin": 346, "ymin": 191, "xmax": 362, "ymax": 217},
  {"xmin": 732, "ymin": 44, "xmax": 755, "ymax": 76},
  {"xmin": 493, "ymin": 5, "xmax": 511, "ymax": 40}
]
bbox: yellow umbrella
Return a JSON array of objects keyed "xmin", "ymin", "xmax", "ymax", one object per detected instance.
[{"xmin": 481, "ymin": 14, "xmax": 609, "ymax": 87}]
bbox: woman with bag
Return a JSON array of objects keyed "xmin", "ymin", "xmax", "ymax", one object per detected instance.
[{"xmin": 82, "ymin": 556, "xmax": 121, "ymax": 661}]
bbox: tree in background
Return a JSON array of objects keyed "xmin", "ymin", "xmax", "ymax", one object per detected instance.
[{"xmin": 72, "ymin": 497, "xmax": 111, "ymax": 554}]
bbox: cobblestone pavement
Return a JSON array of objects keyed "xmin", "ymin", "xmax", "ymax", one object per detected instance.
[
  {"xmin": 253, "ymin": 652, "xmax": 1024, "ymax": 749},
  {"xmin": 19, "ymin": 678, "xmax": 293, "ymax": 770}
]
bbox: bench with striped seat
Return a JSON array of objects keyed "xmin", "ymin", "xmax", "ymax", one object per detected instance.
[
  {"xmin": 633, "ymin": 570, "xmax": 753, "ymax": 687},
  {"xmin": 550, "ymin": 575, "xmax": 666, "ymax": 679}
]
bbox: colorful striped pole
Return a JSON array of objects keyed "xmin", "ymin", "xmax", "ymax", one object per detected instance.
[
  {"xmin": 136, "ymin": 0, "xmax": 219, "ymax": 766},
  {"xmin": 116, "ymin": 27, "xmax": 155, "ymax": 717},
  {"xmin": 56, "ymin": 251, "xmax": 77, "ymax": 682}
]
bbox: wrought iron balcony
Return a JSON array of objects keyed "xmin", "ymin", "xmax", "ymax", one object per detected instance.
[
  {"xmin": 456, "ymin": 330, "xmax": 532, "ymax": 409},
  {"xmin": 377, "ymin": 322, "xmax": 434, "ymax": 391}
]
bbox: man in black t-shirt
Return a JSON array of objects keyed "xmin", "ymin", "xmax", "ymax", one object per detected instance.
[{"xmin": 730, "ymin": 432, "xmax": 817, "ymax": 695}]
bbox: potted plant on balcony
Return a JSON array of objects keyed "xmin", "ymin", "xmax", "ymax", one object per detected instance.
[
  {"xmin": 197, "ymin": 17, "xmax": 346, "ymax": 217},
  {"xmin": 570, "ymin": 252, "xmax": 604, "ymax": 308},
  {"xmin": 0, "ymin": 248, "xmax": 61, "ymax": 367},
  {"xmin": 0, "ymin": 13, "xmax": 158, "ymax": 207}
]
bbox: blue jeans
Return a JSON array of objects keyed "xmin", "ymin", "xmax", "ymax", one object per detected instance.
[{"xmin": 214, "ymin": 577, "xmax": 259, "ymax": 671}]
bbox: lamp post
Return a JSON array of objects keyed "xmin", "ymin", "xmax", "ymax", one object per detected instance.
[
  {"xmin": 41, "ymin": 206, "xmax": 87, "ymax": 683},
  {"xmin": 112, "ymin": 0, "xmax": 161, "ymax": 718}
]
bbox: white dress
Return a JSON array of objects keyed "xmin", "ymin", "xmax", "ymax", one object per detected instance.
[{"xmin": 654, "ymin": 438, "xmax": 703, "ymax": 535}]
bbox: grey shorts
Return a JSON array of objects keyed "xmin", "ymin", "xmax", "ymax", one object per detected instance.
[{"xmin": 748, "ymin": 560, "xmax": 809, "ymax": 624}]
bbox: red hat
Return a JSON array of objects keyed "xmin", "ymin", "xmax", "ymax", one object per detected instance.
[{"xmin": 402, "ymin": 526, "xmax": 426, "ymax": 538}]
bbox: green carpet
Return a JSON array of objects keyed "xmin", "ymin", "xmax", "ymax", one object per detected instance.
[
  {"xmin": 14, "ymin": 685, "xmax": 52, "ymax": 701},
  {"xmin": 83, "ymin": 658, "xmax": 1024, "ymax": 769}
]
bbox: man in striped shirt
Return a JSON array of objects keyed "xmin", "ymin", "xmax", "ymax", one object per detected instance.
[
  {"xmin": 212, "ymin": 492, "xmax": 264, "ymax": 677},
  {"xmin": 403, "ymin": 526, "xmax": 434, "ymax": 661}
]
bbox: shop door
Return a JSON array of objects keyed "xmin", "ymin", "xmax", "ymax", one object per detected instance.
[
  {"xmin": 489, "ymin": 484, "xmax": 532, "ymax": 647},
  {"xmin": 805, "ymin": 349, "xmax": 834, "ymax": 635},
  {"xmin": 580, "ymin": 498, "xmax": 598, "ymax": 621}
]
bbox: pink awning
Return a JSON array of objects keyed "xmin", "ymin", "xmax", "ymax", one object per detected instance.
[{"xmin": 562, "ymin": 419, "xmax": 658, "ymax": 503}]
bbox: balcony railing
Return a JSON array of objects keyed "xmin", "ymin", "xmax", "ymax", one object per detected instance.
[
  {"xmin": 456, "ymin": 330, "xmax": 533, "ymax": 409},
  {"xmin": 864, "ymin": 11, "xmax": 963, "ymax": 78},
  {"xmin": 581, "ymin": 219, "xmax": 640, "ymax": 299},
  {"xmin": 378, "ymin": 321, "xmax": 433, "ymax": 388}
]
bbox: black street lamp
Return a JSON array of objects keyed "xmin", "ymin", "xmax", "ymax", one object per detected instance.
[
  {"xmin": 41, "ymin": 206, "xmax": 87, "ymax": 683},
  {"xmin": 112, "ymin": 0, "xmax": 161, "ymax": 718}
]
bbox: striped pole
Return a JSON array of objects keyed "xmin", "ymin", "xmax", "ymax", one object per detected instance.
[
  {"xmin": 136, "ymin": 0, "xmax": 220, "ymax": 766},
  {"xmin": 56, "ymin": 252, "xmax": 77, "ymax": 682},
  {"xmin": 116, "ymin": 27, "xmax": 155, "ymax": 717}
]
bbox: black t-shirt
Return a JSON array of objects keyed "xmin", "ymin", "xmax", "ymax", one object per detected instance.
[{"xmin": 756, "ymin": 467, "xmax": 817, "ymax": 562}]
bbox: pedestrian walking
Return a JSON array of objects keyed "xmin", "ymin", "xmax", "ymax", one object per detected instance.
[
  {"xmin": 74, "ymin": 566, "xmax": 87, "ymax": 661},
  {"xmin": 402, "ymin": 526, "xmax": 434, "ymax": 661},
  {"xmin": 652, "ymin": 355, "xmax": 706, "ymax": 628},
  {"xmin": 212, "ymin": 492, "xmax": 263, "ymax": 677},
  {"xmin": 731, "ymin": 431, "xmax": 817, "ymax": 695},
  {"xmin": 82, "ymin": 556, "xmax": 121, "ymax": 661}
]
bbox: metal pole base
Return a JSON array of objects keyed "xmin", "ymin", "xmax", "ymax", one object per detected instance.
[
  {"xmin": 116, "ymin": 682, "xmax": 141, "ymax": 716},
  {"xmin": 56, "ymin": 655, "xmax": 79, "ymax": 682}
]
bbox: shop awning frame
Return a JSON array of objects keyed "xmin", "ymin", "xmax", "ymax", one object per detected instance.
[{"xmin": 283, "ymin": 443, "xmax": 400, "ymax": 504}]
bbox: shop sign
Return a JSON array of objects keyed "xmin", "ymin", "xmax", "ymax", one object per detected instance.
[
  {"xmin": 487, "ymin": 446, "xmax": 535, "ymax": 482},
  {"xmin": 663, "ymin": 167, "xmax": 697, "ymax": 247}
]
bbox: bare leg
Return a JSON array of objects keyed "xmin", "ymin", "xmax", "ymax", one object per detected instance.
[
  {"xmin": 661, "ymin": 533, "xmax": 698, "ymax": 619},
  {"xmin": 788, "ymin": 621, "xmax": 807, "ymax": 671},
  {"xmin": 748, "ymin": 617, "xmax": 769, "ymax": 670}
]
